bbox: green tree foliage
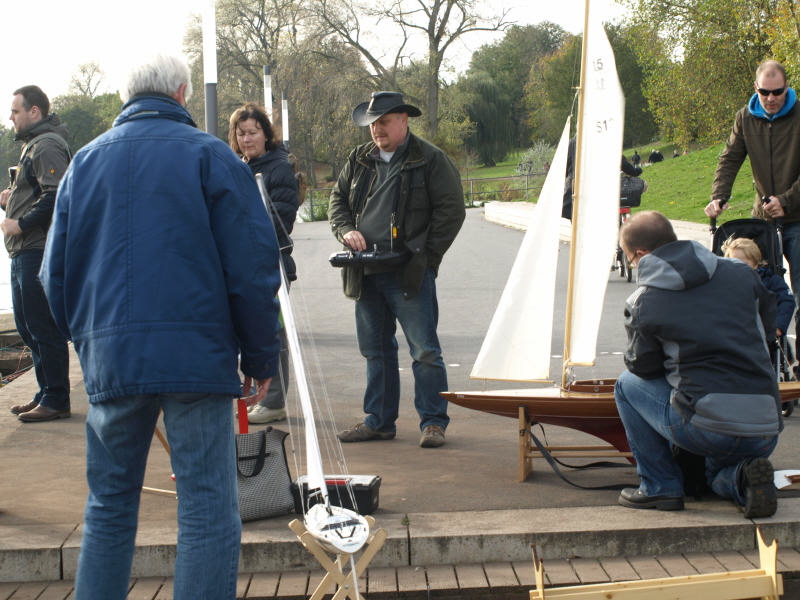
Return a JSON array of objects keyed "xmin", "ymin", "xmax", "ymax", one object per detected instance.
[
  {"xmin": 521, "ymin": 23, "xmax": 657, "ymax": 148},
  {"xmin": 466, "ymin": 23, "xmax": 567, "ymax": 148},
  {"xmin": 459, "ymin": 70, "xmax": 512, "ymax": 166},
  {"xmin": 620, "ymin": 0, "xmax": 783, "ymax": 146},
  {"xmin": 606, "ymin": 25, "xmax": 658, "ymax": 147},
  {"xmin": 767, "ymin": 1, "xmax": 800, "ymax": 77},
  {"xmin": 52, "ymin": 93, "xmax": 122, "ymax": 152},
  {"xmin": 524, "ymin": 33, "xmax": 581, "ymax": 146}
]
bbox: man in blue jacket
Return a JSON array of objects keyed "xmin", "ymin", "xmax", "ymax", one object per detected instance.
[
  {"xmin": 40, "ymin": 55, "xmax": 282, "ymax": 600},
  {"xmin": 615, "ymin": 211, "xmax": 782, "ymax": 519}
]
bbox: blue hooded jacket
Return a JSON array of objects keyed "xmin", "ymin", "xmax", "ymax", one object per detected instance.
[
  {"xmin": 748, "ymin": 88, "xmax": 797, "ymax": 121},
  {"xmin": 41, "ymin": 96, "xmax": 282, "ymax": 403}
]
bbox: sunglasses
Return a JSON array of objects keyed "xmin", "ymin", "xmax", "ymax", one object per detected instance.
[{"xmin": 757, "ymin": 87, "xmax": 785, "ymax": 97}]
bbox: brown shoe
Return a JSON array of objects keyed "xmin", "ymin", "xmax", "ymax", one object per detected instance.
[
  {"xmin": 18, "ymin": 405, "xmax": 70, "ymax": 422},
  {"xmin": 420, "ymin": 425, "xmax": 446, "ymax": 448},
  {"xmin": 10, "ymin": 399, "xmax": 39, "ymax": 415}
]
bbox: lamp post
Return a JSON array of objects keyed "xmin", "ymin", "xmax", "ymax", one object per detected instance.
[
  {"xmin": 281, "ymin": 92, "xmax": 290, "ymax": 151},
  {"xmin": 202, "ymin": 0, "xmax": 218, "ymax": 136},
  {"xmin": 263, "ymin": 65, "xmax": 273, "ymax": 121}
]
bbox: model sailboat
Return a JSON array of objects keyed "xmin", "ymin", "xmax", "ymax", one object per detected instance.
[
  {"xmin": 441, "ymin": 3, "xmax": 800, "ymax": 466},
  {"xmin": 255, "ymin": 174, "xmax": 370, "ymax": 555}
]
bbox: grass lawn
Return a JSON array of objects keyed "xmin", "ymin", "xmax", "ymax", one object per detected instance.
[{"xmin": 465, "ymin": 142, "xmax": 759, "ymax": 225}]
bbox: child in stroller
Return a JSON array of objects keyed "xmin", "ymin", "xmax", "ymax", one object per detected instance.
[
  {"xmin": 722, "ymin": 237, "xmax": 795, "ymax": 338},
  {"xmin": 716, "ymin": 225, "xmax": 797, "ymax": 415}
]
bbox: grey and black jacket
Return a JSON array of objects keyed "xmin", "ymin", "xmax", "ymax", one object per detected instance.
[
  {"xmin": 328, "ymin": 131, "xmax": 465, "ymax": 299},
  {"xmin": 624, "ymin": 240, "xmax": 782, "ymax": 437}
]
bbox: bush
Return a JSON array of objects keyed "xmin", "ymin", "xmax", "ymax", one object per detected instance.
[{"xmin": 516, "ymin": 140, "xmax": 556, "ymax": 175}]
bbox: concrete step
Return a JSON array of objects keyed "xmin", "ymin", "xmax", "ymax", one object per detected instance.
[{"xmin": 4, "ymin": 499, "xmax": 800, "ymax": 582}]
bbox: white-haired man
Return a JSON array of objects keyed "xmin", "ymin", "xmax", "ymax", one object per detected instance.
[{"xmin": 40, "ymin": 55, "xmax": 282, "ymax": 600}]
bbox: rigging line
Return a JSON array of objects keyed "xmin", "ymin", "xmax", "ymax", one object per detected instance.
[
  {"xmin": 258, "ymin": 180, "xmax": 361, "ymax": 512},
  {"xmin": 289, "ymin": 285, "xmax": 360, "ymax": 508}
]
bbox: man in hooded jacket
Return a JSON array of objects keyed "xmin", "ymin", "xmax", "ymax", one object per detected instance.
[
  {"xmin": 615, "ymin": 211, "xmax": 782, "ymax": 519},
  {"xmin": 704, "ymin": 60, "xmax": 800, "ymax": 363}
]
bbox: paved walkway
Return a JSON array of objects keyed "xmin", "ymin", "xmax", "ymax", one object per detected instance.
[{"xmin": 1, "ymin": 203, "xmax": 799, "ymax": 598}]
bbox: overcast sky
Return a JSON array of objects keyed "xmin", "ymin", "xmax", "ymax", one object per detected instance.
[{"xmin": 0, "ymin": 0, "xmax": 625, "ymax": 121}]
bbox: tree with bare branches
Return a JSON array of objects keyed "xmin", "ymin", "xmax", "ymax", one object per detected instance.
[
  {"xmin": 69, "ymin": 62, "xmax": 105, "ymax": 98},
  {"xmin": 313, "ymin": 0, "xmax": 511, "ymax": 137}
]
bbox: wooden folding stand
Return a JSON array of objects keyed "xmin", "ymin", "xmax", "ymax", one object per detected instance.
[
  {"xmin": 518, "ymin": 406, "xmax": 633, "ymax": 482},
  {"xmin": 289, "ymin": 516, "xmax": 387, "ymax": 600},
  {"xmin": 530, "ymin": 527, "xmax": 782, "ymax": 600}
]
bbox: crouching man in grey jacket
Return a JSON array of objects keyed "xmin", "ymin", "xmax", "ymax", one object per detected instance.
[{"xmin": 615, "ymin": 210, "xmax": 782, "ymax": 518}]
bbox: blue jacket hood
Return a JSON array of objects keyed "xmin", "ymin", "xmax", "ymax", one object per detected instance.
[
  {"xmin": 748, "ymin": 87, "xmax": 797, "ymax": 121},
  {"xmin": 637, "ymin": 240, "xmax": 717, "ymax": 291}
]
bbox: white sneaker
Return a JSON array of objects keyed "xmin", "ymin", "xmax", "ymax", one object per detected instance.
[{"xmin": 247, "ymin": 405, "xmax": 287, "ymax": 424}]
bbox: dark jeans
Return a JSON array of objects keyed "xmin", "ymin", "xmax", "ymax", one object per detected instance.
[
  {"xmin": 11, "ymin": 249, "xmax": 69, "ymax": 411},
  {"xmin": 354, "ymin": 269, "xmax": 449, "ymax": 433}
]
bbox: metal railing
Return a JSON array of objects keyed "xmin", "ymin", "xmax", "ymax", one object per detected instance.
[{"xmin": 299, "ymin": 174, "xmax": 546, "ymax": 222}]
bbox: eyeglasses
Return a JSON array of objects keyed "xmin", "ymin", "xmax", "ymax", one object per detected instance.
[{"xmin": 757, "ymin": 87, "xmax": 785, "ymax": 97}]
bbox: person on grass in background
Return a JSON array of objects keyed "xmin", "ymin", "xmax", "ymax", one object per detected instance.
[
  {"xmin": 615, "ymin": 211, "xmax": 781, "ymax": 519},
  {"xmin": 40, "ymin": 55, "xmax": 282, "ymax": 600},
  {"xmin": 229, "ymin": 102, "xmax": 299, "ymax": 425},
  {"xmin": 328, "ymin": 91, "xmax": 465, "ymax": 448}
]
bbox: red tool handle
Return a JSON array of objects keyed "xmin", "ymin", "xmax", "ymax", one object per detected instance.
[{"xmin": 237, "ymin": 398, "xmax": 248, "ymax": 434}]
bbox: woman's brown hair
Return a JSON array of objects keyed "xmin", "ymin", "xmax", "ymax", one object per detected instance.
[{"xmin": 228, "ymin": 103, "xmax": 278, "ymax": 156}]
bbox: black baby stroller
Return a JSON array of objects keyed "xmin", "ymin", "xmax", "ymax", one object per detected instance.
[{"xmin": 711, "ymin": 218, "xmax": 796, "ymax": 416}]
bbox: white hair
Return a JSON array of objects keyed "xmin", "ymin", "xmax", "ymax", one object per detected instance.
[{"xmin": 121, "ymin": 54, "xmax": 193, "ymax": 102}]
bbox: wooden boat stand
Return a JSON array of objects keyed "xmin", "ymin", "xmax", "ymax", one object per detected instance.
[
  {"xmin": 531, "ymin": 526, "xmax": 782, "ymax": 599},
  {"xmin": 289, "ymin": 516, "xmax": 387, "ymax": 600},
  {"xmin": 518, "ymin": 406, "xmax": 633, "ymax": 482}
]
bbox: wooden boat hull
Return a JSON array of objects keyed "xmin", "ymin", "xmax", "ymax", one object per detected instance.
[{"xmin": 442, "ymin": 379, "xmax": 800, "ymax": 457}]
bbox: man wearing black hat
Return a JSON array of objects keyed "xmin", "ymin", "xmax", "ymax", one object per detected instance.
[{"xmin": 328, "ymin": 91, "xmax": 465, "ymax": 448}]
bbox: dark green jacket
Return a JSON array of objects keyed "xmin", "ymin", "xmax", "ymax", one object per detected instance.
[
  {"xmin": 328, "ymin": 132, "xmax": 465, "ymax": 299},
  {"xmin": 5, "ymin": 115, "xmax": 70, "ymax": 257}
]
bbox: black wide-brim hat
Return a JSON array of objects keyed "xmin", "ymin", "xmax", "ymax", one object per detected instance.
[{"xmin": 352, "ymin": 91, "xmax": 422, "ymax": 126}]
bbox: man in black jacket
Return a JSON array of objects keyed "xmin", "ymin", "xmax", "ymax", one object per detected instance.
[
  {"xmin": 0, "ymin": 85, "xmax": 70, "ymax": 422},
  {"xmin": 328, "ymin": 92, "xmax": 465, "ymax": 448},
  {"xmin": 615, "ymin": 211, "xmax": 781, "ymax": 518}
]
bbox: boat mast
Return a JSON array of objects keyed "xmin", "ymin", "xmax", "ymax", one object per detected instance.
[{"xmin": 561, "ymin": 0, "xmax": 591, "ymax": 389}]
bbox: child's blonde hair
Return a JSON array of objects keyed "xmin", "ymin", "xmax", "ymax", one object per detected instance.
[{"xmin": 721, "ymin": 236, "xmax": 764, "ymax": 266}]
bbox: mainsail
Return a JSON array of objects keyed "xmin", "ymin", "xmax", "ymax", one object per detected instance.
[
  {"xmin": 565, "ymin": 6, "xmax": 625, "ymax": 370},
  {"xmin": 470, "ymin": 5, "xmax": 624, "ymax": 384}
]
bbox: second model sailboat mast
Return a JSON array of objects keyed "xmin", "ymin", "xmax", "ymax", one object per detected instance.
[{"xmin": 561, "ymin": 0, "xmax": 593, "ymax": 389}]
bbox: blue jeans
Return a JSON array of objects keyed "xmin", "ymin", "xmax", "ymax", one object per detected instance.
[
  {"xmin": 354, "ymin": 269, "xmax": 449, "ymax": 433},
  {"xmin": 11, "ymin": 249, "xmax": 69, "ymax": 410},
  {"xmin": 614, "ymin": 370, "xmax": 777, "ymax": 504},
  {"xmin": 75, "ymin": 394, "xmax": 241, "ymax": 600}
]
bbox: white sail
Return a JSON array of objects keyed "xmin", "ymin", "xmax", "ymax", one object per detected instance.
[
  {"xmin": 566, "ymin": 11, "xmax": 625, "ymax": 366},
  {"xmin": 255, "ymin": 174, "xmax": 369, "ymax": 555},
  {"xmin": 470, "ymin": 120, "xmax": 572, "ymax": 382}
]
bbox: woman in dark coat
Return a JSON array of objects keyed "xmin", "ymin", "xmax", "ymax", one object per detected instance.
[{"xmin": 229, "ymin": 103, "xmax": 299, "ymax": 424}]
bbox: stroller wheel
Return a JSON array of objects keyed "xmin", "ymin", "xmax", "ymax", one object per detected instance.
[{"xmin": 782, "ymin": 401, "xmax": 794, "ymax": 418}]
